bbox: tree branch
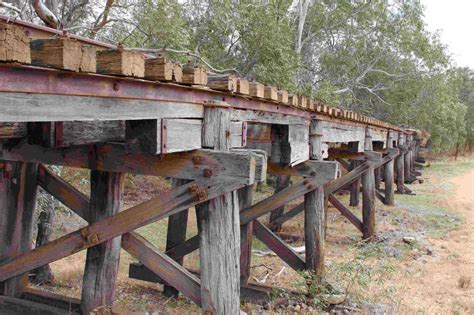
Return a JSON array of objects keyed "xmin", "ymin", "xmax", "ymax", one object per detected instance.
[
  {"xmin": 0, "ymin": 1, "xmax": 22, "ymax": 14},
  {"xmin": 31, "ymin": 0, "xmax": 60, "ymax": 28}
]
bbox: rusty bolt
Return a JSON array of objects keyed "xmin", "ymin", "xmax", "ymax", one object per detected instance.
[
  {"xmin": 203, "ymin": 169, "xmax": 213, "ymax": 178},
  {"xmin": 310, "ymin": 171, "xmax": 317, "ymax": 177},
  {"xmin": 307, "ymin": 184, "xmax": 315, "ymax": 190},
  {"xmin": 303, "ymin": 179, "xmax": 310, "ymax": 186},
  {"xmin": 192, "ymin": 156, "xmax": 202, "ymax": 165},
  {"xmin": 113, "ymin": 82, "xmax": 120, "ymax": 91},
  {"xmin": 225, "ymin": 129, "xmax": 231, "ymax": 138}
]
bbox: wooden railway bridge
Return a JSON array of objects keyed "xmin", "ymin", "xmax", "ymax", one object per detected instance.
[{"xmin": 0, "ymin": 17, "xmax": 423, "ymax": 314}]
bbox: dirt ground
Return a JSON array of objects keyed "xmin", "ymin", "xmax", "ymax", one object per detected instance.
[
  {"xmin": 387, "ymin": 168, "xmax": 474, "ymax": 313},
  {"xmin": 30, "ymin": 157, "xmax": 474, "ymax": 314}
]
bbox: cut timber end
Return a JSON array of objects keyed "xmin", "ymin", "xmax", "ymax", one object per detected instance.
[
  {"xmin": 249, "ymin": 82, "xmax": 264, "ymax": 98},
  {"xmin": 277, "ymin": 90, "xmax": 289, "ymax": 104},
  {"xmin": 182, "ymin": 63, "xmax": 208, "ymax": 85},
  {"xmin": 237, "ymin": 79, "xmax": 250, "ymax": 95},
  {"xmin": 80, "ymin": 46, "xmax": 97, "ymax": 73},
  {"xmin": 288, "ymin": 94, "xmax": 298, "ymax": 107},
  {"xmin": 264, "ymin": 86, "xmax": 278, "ymax": 101},
  {"xmin": 207, "ymin": 74, "xmax": 237, "ymax": 92},
  {"xmin": 31, "ymin": 38, "xmax": 82, "ymax": 72},
  {"xmin": 145, "ymin": 55, "xmax": 182, "ymax": 82},
  {"xmin": 0, "ymin": 23, "xmax": 30, "ymax": 64},
  {"xmin": 298, "ymin": 95, "xmax": 307, "ymax": 109},
  {"xmin": 97, "ymin": 49, "xmax": 145, "ymax": 77}
]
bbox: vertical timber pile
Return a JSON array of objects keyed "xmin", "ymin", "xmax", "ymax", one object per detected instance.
[
  {"xmin": 305, "ymin": 119, "xmax": 325, "ymax": 279},
  {"xmin": 163, "ymin": 178, "xmax": 191, "ymax": 297},
  {"xmin": 404, "ymin": 134, "xmax": 412, "ymax": 181},
  {"xmin": 349, "ymin": 160, "xmax": 360, "ymax": 206},
  {"xmin": 199, "ymin": 104, "xmax": 240, "ymax": 314},
  {"xmin": 361, "ymin": 129, "xmax": 375, "ymax": 239},
  {"xmin": 395, "ymin": 134, "xmax": 405, "ymax": 193},
  {"xmin": 0, "ymin": 161, "xmax": 38, "ymax": 297},
  {"xmin": 384, "ymin": 131, "xmax": 395, "ymax": 205},
  {"xmin": 238, "ymin": 184, "xmax": 255, "ymax": 285},
  {"xmin": 81, "ymin": 170, "xmax": 124, "ymax": 314}
]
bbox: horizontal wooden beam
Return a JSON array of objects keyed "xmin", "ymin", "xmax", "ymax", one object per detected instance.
[
  {"xmin": 0, "ymin": 141, "xmax": 264, "ymax": 184},
  {"xmin": 267, "ymin": 160, "xmax": 339, "ymax": 178},
  {"xmin": 0, "ymin": 295, "xmax": 66, "ymax": 314},
  {"xmin": 22, "ymin": 287, "xmax": 81, "ymax": 313}
]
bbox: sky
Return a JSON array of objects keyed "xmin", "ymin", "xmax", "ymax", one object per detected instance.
[{"xmin": 421, "ymin": 0, "xmax": 474, "ymax": 69}]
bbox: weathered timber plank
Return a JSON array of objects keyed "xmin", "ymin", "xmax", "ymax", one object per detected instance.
[
  {"xmin": 81, "ymin": 170, "xmax": 124, "ymax": 314},
  {"xmin": 0, "ymin": 161, "xmax": 38, "ymax": 297},
  {"xmin": 384, "ymin": 132, "xmax": 395, "ymax": 205},
  {"xmin": 231, "ymin": 121, "xmax": 246, "ymax": 148},
  {"xmin": 349, "ymin": 160, "xmax": 361, "ymax": 207},
  {"xmin": 310, "ymin": 120, "xmax": 324, "ymax": 159},
  {"xmin": 122, "ymin": 233, "xmax": 202, "ymax": 306},
  {"xmin": 266, "ymin": 203, "xmax": 304, "ymax": 231},
  {"xmin": 252, "ymin": 220, "xmax": 305, "ymax": 271},
  {"xmin": 0, "ymin": 178, "xmax": 245, "ymax": 284},
  {"xmin": 237, "ymin": 79, "xmax": 249, "ymax": 95},
  {"xmin": 238, "ymin": 185, "xmax": 255, "ymax": 285},
  {"xmin": 126, "ymin": 119, "xmax": 202, "ymax": 154},
  {"xmin": 0, "ymin": 296, "xmax": 66, "ymax": 315},
  {"xmin": 267, "ymin": 160, "xmax": 339, "ymax": 178},
  {"xmin": 30, "ymin": 38, "xmax": 82, "ymax": 72},
  {"xmin": 271, "ymin": 124, "xmax": 309, "ymax": 165},
  {"xmin": 304, "ymin": 186, "xmax": 325, "ymax": 279},
  {"xmin": 22, "ymin": 287, "xmax": 81, "ymax": 313},
  {"xmin": 0, "ymin": 22, "xmax": 30, "ymax": 63},
  {"xmin": 163, "ymin": 178, "xmax": 191, "ymax": 297},
  {"xmin": 97, "ymin": 48, "xmax": 144, "ymax": 77},
  {"xmin": 249, "ymin": 82, "xmax": 264, "ymax": 98},
  {"xmin": 182, "ymin": 63, "xmax": 207, "ymax": 85},
  {"xmin": 320, "ymin": 120, "xmax": 365, "ymax": 151},
  {"xmin": 0, "ymin": 142, "xmax": 260, "ymax": 183},
  {"xmin": 269, "ymin": 174, "xmax": 290, "ymax": 232},
  {"xmin": 328, "ymin": 194, "xmax": 363, "ymax": 232},
  {"xmin": 145, "ymin": 56, "xmax": 182, "ymax": 82},
  {"xmin": 277, "ymin": 90, "xmax": 289, "ymax": 104},
  {"xmin": 197, "ymin": 105, "xmax": 241, "ymax": 314},
  {"xmin": 0, "ymin": 92, "xmax": 203, "ymax": 122},
  {"xmin": 0, "ymin": 123, "xmax": 26, "ymax": 138},
  {"xmin": 362, "ymin": 130, "xmax": 375, "ymax": 239},
  {"xmin": 264, "ymin": 86, "xmax": 278, "ymax": 101},
  {"xmin": 207, "ymin": 74, "xmax": 237, "ymax": 92}
]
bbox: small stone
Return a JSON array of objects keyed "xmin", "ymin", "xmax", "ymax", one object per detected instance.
[
  {"xmin": 294, "ymin": 305, "xmax": 301, "ymax": 312},
  {"xmin": 403, "ymin": 236, "xmax": 416, "ymax": 244}
]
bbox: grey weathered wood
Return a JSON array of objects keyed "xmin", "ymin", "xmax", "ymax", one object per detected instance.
[
  {"xmin": 198, "ymin": 106, "xmax": 241, "ymax": 314},
  {"xmin": 126, "ymin": 119, "xmax": 202, "ymax": 154},
  {"xmin": 231, "ymin": 121, "xmax": 245, "ymax": 148},
  {"xmin": 0, "ymin": 142, "xmax": 260, "ymax": 184},
  {"xmin": 230, "ymin": 109, "xmax": 308, "ymax": 125},
  {"xmin": 0, "ymin": 296, "xmax": 66, "ymax": 315},
  {"xmin": 369, "ymin": 127, "xmax": 388, "ymax": 147},
  {"xmin": 320, "ymin": 120, "xmax": 365, "ymax": 151},
  {"xmin": 163, "ymin": 178, "xmax": 191, "ymax": 297},
  {"xmin": 384, "ymin": 131, "xmax": 395, "ymax": 205},
  {"xmin": 271, "ymin": 124, "xmax": 309, "ymax": 165},
  {"xmin": 0, "ymin": 161, "xmax": 38, "ymax": 297},
  {"xmin": 267, "ymin": 160, "xmax": 339, "ymax": 178},
  {"xmin": 395, "ymin": 134, "xmax": 405, "ymax": 193},
  {"xmin": 349, "ymin": 160, "xmax": 360, "ymax": 207},
  {"xmin": 238, "ymin": 184, "xmax": 255, "ymax": 285},
  {"xmin": 269, "ymin": 174, "xmax": 291, "ymax": 232},
  {"xmin": 0, "ymin": 92, "xmax": 203, "ymax": 122},
  {"xmin": 310, "ymin": 119, "xmax": 324, "ymax": 160},
  {"xmin": 245, "ymin": 123, "xmax": 272, "ymax": 155},
  {"xmin": 361, "ymin": 129, "xmax": 375, "ymax": 239},
  {"xmin": 81, "ymin": 170, "xmax": 124, "ymax": 314},
  {"xmin": 304, "ymin": 185, "xmax": 325, "ymax": 279}
]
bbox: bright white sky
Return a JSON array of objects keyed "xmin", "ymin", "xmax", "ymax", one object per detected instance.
[{"xmin": 421, "ymin": 0, "xmax": 474, "ymax": 68}]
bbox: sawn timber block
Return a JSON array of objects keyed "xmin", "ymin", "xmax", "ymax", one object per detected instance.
[
  {"xmin": 0, "ymin": 22, "xmax": 30, "ymax": 64},
  {"xmin": 182, "ymin": 62, "xmax": 207, "ymax": 85},
  {"xmin": 31, "ymin": 38, "xmax": 83, "ymax": 71},
  {"xmin": 145, "ymin": 56, "xmax": 182, "ymax": 82},
  {"xmin": 207, "ymin": 74, "xmax": 237, "ymax": 92},
  {"xmin": 249, "ymin": 82, "xmax": 264, "ymax": 98},
  {"xmin": 97, "ymin": 48, "xmax": 145, "ymax": 77}
]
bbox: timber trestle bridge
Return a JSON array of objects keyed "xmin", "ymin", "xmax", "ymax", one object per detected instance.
[{"xmin": 0, "ymin": 17, "xmax": 423, "ymax": 314}]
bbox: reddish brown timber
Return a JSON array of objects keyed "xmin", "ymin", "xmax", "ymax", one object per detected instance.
[
  {"xmin": 182, "ymin": 62, "xmax": 207, "ymax": 85},
  {"xmin": 122, "ymin": 233, "xmax": 202, "ymax": 306},
  {"xmin": 264, "ymin": 85, "xmax": 278, "ymax": 101},
  {"xmin": 236, "ymin": 78, "xmax": 250, "ymax": 95},
  {"xmin": 145, "ymin": 56, "xmax": 182, "ymax": 82},
  {"xmin": 0, "ymin": 178, "xmax": 245, "ymax": 283},
  {"xmin": 336, "ymin": 158, "xmax": 350, "ymax": 171},
  {"xmin": 36, "ymin": 165, "xmax": 90, "ymax": 221},
  {"xmin": 97, "ymin": 47, "xmax": 145, "ymax": 77},
  {"xmin": 0, "ymin": 22, "xmax": 30, "ymax": 63},
  {"xmin": 28, "ymin": 121, "xmax": 125, "ymax": 148},
  {"xmin": 277, "ymin": 90, "xmax": 289, "ymax": 104},
  {"xmin": 238, "ymin": 185, "xmax": 255, "ymax": 285},
  {"xmin": 0, "ymin": 122, "xmax": 26, "ymax": 138},
  {"xmin": 30, "ymin": 38, "xmax": 83, "ymax": 72},
  {"xmin": 0, "ymin": 296, "xmax": 66, "ymax": 314},
  {"xmin": 328, "ymin": 194, "xmax": 363, "ymax": 232},
  {"xmin": 0, "ymin": 161, "xmax": 38, "ymax": 297},
  {"xmin": 0, "ymin": 142, "xmax": 261, "ymax": 183},
  {"xmin": 163, "ymin": 178, "xmax": 191, "ymax": 297},
  {"xmin": 249, "ymin": 82, "xmax": 264, "ymax": 98},
  {"xmin": 349, "ymin": 160, "xmax": 361, "ymax": 207},
  {"xmin": 288, "ymin": 94, "xmax": 298, "ymax": 106},
  {"xmin": 22, "ymin": 287, "xmax": 81, "ymax": 313},
  {"xmin": 81, "ymin": 170, "xmax": 124, "ymax": 314},
  {"xmin": 253, "ymin": 220, "xmax": 305, "ymax": 271},
  {"xmin": 207, "ymin": 74, "xmax": 237, "ymax": 92}
]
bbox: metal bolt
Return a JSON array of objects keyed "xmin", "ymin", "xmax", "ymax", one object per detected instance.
[
  {"xmin": 113, "ymin": 82, "xmax": 119, "ymax": 91},
  {"xmin": 203, "ymin": 169, "xmax": 213, "ymax": 178},
  {"xmin": 192, "ymin": 156, "xmax": 202, "ymax": 165},
  {"xmin": 310, "ymin": 171, "xmax": 317, "ymax": 177}
]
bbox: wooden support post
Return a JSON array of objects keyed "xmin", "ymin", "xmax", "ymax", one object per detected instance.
[
  {"xmin": 362, "ymin": 129, "xmax": 375, "ymax": 239},
  {"xmin": 349, "ymin": 160, "xmax": 360, "ymax": 206},
  {"xmin": 198, "ymin": 105, "xmax": 241, "ymax": 314},
  {"xmin": 238, "ymin": 184, "xmax": 255, "ymax": 285},
  {"xmin": 305, "ymin": 119, "xmax": 325, "ymax": 279},
  {"xmin": 81, "ymin": 170, "xmax": 124, "ymax": 314},
  {"xmin": 0, "ymin": 161, "xmax": 38, "ymax": 297},
  {"xmin": 384, "ymin": 132, "xmax": 395, "ymax": 205},
  {"xmin": 396, "ymin": 134, "xmax": 405, "ymax": 193},
  {"xmin": 163, "ymin": 178, "xmax": 191, "ymax": 297},
  {"xmin": 268, "ymin": 175, "xmax": 290, "ymax": 232},
  {"xmin": 374, "ymin": 167, "xmax": 381, "ymax": 190},
  {"xmin": 404, "ymin": 142, "xmax": 411, "ymax": 181}
]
